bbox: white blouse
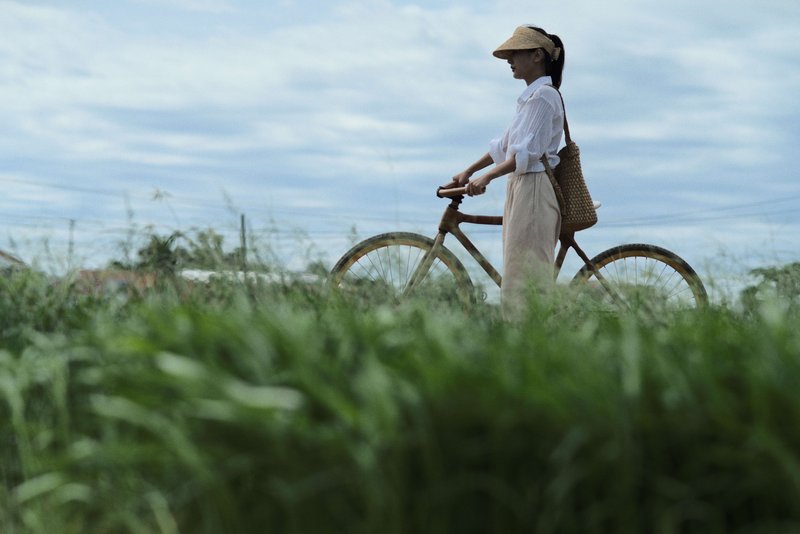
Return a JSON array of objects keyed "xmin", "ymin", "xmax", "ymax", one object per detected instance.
[{"xmin": 488, "ymin": 75, "xmax": 564, "ymax": 175}]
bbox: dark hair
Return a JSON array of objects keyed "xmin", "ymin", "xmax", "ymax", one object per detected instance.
[{"xmin": 527, "ymin": 26, "xmax": 565, "ymax": 89}]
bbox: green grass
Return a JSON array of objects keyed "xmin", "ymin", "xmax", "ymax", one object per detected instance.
[{"xmin": 1, "ymin": 267, "xmax": 799, "ymax": 533}]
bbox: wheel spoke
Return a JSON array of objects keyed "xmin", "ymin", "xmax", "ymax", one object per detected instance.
[
  {"xmin": 330, "ymin": 233, "xmax": 474, "ymax": 307},
  {"xmin": 575, "ymin": 245, "xmax": 707, "ymax": 309}
]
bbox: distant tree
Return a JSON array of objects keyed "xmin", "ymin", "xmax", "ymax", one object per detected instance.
[
  {"xmin": 108, "ymin": 229, "xmax": 252, "ymax": 275},
  {"xmin": 135, "ymin": 232, "xmax": 183, "ymax": 276},
  {"xmin": 177, "ymin": 229, "xmax": 248, "ymax": 271},
  {"xmin": 741, "ymin": 261, "xmax": 800, "ymax": 311},
  {"xmin": 176, "ymin": 229, "xmax": 225, "ymax": 270},
  {"xmin": 107, "ymin": 232, "xmax": 182, "ymax": 276},
  {"xmin": 305, "ymin": 260, "xmax": 329, "ymax": 278}
]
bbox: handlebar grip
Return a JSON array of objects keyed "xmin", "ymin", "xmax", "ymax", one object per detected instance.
[{"xmin": 436, "ymin": 186, "xmax": 467, "ymax": 198}]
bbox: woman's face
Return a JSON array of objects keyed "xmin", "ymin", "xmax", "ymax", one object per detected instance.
[{"xmin": 507, "ymin": 49, "xmax": 544, "ymax": 84}]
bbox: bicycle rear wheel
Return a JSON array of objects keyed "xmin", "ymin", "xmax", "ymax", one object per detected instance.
[
  {"xmin": 571, "ymin": 244, "xmax": 708, "ymax": 309},
  {"xmin": 330, "ymin": 232, "xmax": 475, "ymax": 307}
]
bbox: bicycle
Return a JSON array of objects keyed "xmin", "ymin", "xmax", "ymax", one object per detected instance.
[{"xmin": 330, "ymin": 185, "xmax": 708, "ymax": 310}]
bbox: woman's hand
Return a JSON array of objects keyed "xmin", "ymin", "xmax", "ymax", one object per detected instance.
[
  {"xmin": 441, "ymin": 170, "xmax": 472, "ymax": 190},
  {"xmin": 466, "ymin": 174, "xmax": 493, "ymax": 196},
  {"xmin": 453, "ymin": 170, "xmax": 472, "ymax": 186}
]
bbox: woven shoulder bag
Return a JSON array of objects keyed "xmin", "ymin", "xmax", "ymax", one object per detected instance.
[{"xmin": 541, "ymin": 87, "xmax": 597, "ymax": 233}]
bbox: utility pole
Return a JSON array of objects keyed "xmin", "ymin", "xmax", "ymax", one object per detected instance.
[
  {"xmin": 68, "ymin": 219, "xmax": 75, "ymax": 269},
  {"xmin": 240, "ymin": 213, "xmax": 247, "ymax": 272}
]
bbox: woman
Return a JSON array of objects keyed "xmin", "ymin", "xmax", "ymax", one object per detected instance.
[{"xmin": 449, "ymin": 25, "xmax": 565, "ymax": 319}]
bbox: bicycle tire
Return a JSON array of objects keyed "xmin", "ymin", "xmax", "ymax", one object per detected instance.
[
  {"xmin": 330, "ymin": 232, "xmax": 475, "ymax": 307},
  {"xmin": 571, "ymin": 244, "xmax": 708, "ymax": 309}
]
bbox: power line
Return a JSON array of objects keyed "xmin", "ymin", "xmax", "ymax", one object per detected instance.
[
  {"xmin": 0, "ymin": 175, "xmax": 435, "ymax": 224},
  {"xmin": 601, "ymin": 193, "xmax": 800, "ymax": 225},
  {"xmin": 600, "ymin": 205, "xmax": 799, "ymax": 227},
  {"xmin": 2, "ymin": 172, "xmax": 799, "ymax": 231},
  {"xmin": 0, "ymin": 176, "xmax": 142, "ymax": 199}
]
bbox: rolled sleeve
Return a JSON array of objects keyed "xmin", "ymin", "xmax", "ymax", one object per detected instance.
[
  {"xmin": 488, "ymin": 130, "xmax": 509, "ymax": 165},
  {"xmin": 508, "ymin": 133, "xmax": 533, "ymax": 174},
  {"xmin": 486, "ymin": 80, "xmax": 564, "ymax": 175},
  {"xmin": 515, "ymin": 98, "xmax": 556, "ymax": 173}
]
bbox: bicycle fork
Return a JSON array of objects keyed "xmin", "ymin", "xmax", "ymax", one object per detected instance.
[
  {"xmin": 402, "ymin": 232, "xmax": 446, "ymax": 296},
  {"xmin": 402, "ymin": 201, "xmax": 460, "ymax": 296},
  {"xmin": 559, "ymin": 233, "xmax": 630, "ymax": 310}
]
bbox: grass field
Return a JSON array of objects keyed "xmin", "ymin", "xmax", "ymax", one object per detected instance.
[{"xmin": 1, "ymin": 260, "xmax": 799, "ymax": 533}]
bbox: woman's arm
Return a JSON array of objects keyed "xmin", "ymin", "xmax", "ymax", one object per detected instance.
[
  {"xmin": 466, "ymin": 93, "xmax": 560, "ymax": 196},
  {"xmin": 443, "ymin": 153, "xmax": 494, "ymax": 188},
  {"xmin": 465, "ymin": 158, "xmax": 516, "ymax": 196}
]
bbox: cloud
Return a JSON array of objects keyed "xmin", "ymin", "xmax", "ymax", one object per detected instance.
[
  {"xmin": 0, "ymin": 0, "xmax": 797, "ymax": 277},
  {"xmin": 126, "ymin": 0, "xmax": 236, "ymax": 13}
]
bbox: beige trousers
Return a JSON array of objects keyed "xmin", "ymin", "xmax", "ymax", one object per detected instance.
[{"xmin": 502, "ymin": 171, "xmax": 561, "ymax": 319}]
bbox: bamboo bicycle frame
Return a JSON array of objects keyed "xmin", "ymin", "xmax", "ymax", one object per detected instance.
[{"xmin": 404, "ymin": 186, "xmax": 624, "ymax": 305}]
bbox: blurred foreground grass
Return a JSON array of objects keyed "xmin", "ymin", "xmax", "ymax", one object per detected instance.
[{"xmin": 0, "ymin": 267, "xmax": 799, "ymax": 533}]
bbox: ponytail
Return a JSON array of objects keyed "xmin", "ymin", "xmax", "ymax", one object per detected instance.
[
  {"xmin": 546, "ymin": 33, "xmax": 565, "ymax": 89},
  {"xmin": 526, "ymin": 26, "xmax": 565, "ymax": 89}
]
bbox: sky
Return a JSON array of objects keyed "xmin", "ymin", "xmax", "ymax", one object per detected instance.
[{"xmin": 1, "ymin": 0, "xmax": 798, "ymax": 297}]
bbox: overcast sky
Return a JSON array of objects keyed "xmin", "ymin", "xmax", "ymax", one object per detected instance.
[{"xmin": 1, "ymin": 0, "xmax": 798, "ymax": 295}]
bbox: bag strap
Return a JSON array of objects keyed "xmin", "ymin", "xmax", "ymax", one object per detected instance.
[
  {"xmin": 539, "ymin": 84, "xmax": 570, "ymax": 164},
  {"xmin": 550, "ymin": 84, "xmax": 571, "ymax": 145},
  {"xmin": 540, "ymin": 84, "xmax": 568, "ymax": 213},
  {"xmin": 542, "ymin": 152, "xmax": 566, "ymax": 214}
]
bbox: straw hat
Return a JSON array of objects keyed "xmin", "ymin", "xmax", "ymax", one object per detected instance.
[{"xmin": 493, "ymin": 26, "xmax": 561, "ymax": 61}]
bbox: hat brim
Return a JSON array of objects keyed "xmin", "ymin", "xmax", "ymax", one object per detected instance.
[
  {"xmin": 492, "ymin": 48, "xmax": 528, "ymax": 60},
  {"xmin": 492, "ymin": 26, "xmax": 556, "ymax": 61}
]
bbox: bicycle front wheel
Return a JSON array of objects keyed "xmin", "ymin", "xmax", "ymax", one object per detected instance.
[
  {"xmin": 330, "ymin": 232, "xmax": 475, "ymax": 307},
  {"xmin": 571, "ymin": 244, "xmax": 708, "ymax": 309}
]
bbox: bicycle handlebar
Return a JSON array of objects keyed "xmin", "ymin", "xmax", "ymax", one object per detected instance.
[{"xmin": 436, "ymin": 186, "xmax": 467, "ymax": 198}]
